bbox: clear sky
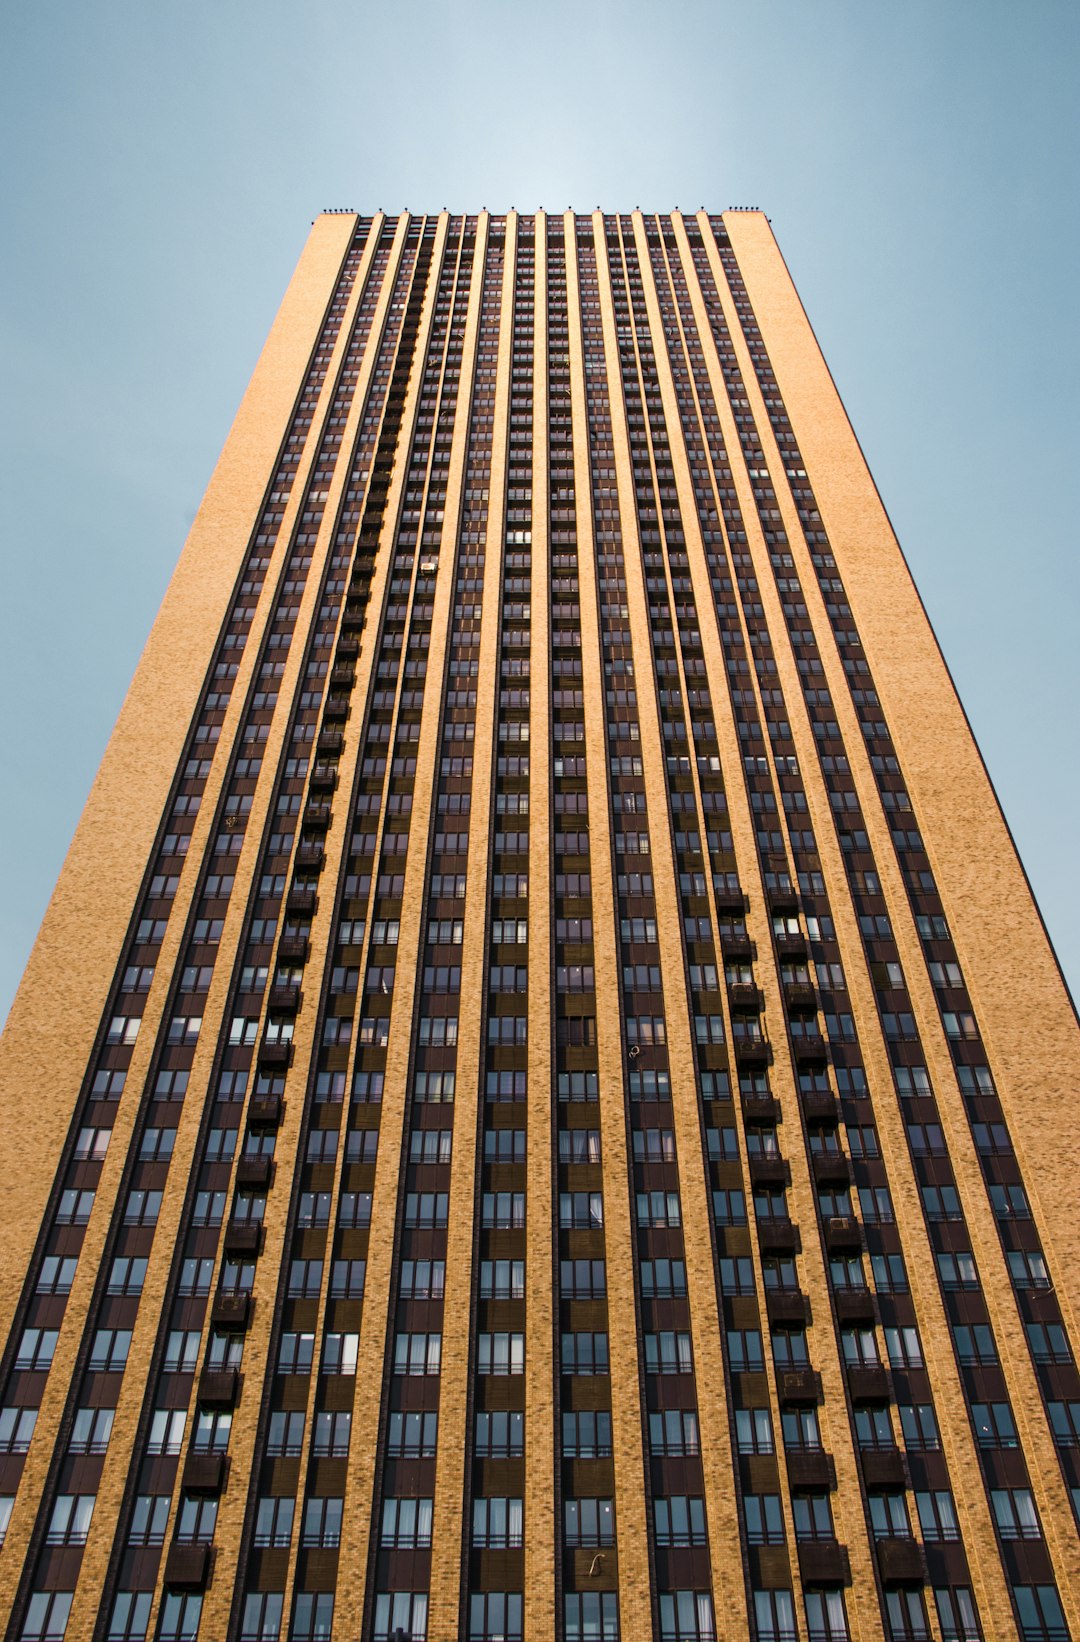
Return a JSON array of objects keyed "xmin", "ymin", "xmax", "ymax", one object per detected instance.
[{"xmin": 1, "ymin": 0, "xmax": 1077, "ymax": 1023}]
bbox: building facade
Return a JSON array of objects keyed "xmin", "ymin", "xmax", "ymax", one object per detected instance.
[{"xmin": 1, "ymin": 209, "xmax": 1078, "ymax": 1642}]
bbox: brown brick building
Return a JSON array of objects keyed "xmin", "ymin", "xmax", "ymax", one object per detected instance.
[{"xmin": 1, "ymin": 210, "xmax": 1077, "ymax": 1642}]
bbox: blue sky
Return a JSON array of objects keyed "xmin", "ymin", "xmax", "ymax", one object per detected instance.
[{"xmin": 1, "ymin": 0, "xmax": 1077, "ymax": 1020}]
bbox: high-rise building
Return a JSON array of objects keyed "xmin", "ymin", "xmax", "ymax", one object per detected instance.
[{"xmin": 1, "ymin": 209, "xmax": 1077, "ymax": 1642}]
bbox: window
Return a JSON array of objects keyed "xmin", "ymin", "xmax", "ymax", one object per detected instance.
[
  {"xmin": 480, "ymin": 1260, "xmax": 524, "ymax": 1300},
  {"xmin": 855, "ymin": 1406, "xmax": 894, "ymax": 1450},
  {"xmin": 45, "ymin": 1495, "xmax": 95, "ymax": 1545},
  {"xmin": 1, "ymin": 1407, "xmax": 38, "ymax": 1455},
  {"xmin": 885, "ymin": 1326, "xmax": 923, "ymax": 1369},
  {"xmin": 641, "ymin": 1259, "xmax": 686, "ymax": 1298},
  {"xmin": 106, "ymin": 1592, "xmax": 153, "ymax": 1641},
  {"xmin": 647, "ymin": 1409, "xmax": 699, "ymax": 1456},
  {"xmin": 267, "ymin": 1411, "xmax": 305, "ymax": 1457},
  {"xmin": 123, "ymin": 1189, "xmax": 162, "ymax": 1226},
  {"xmin": 474, "ymin": 1496, "xmax": 523, "ymax": 1548},
  {"xmin": 288, "ymin": 1259, "xmax": 324, "ymax": 1299},
  {"xmin": 712, "ymin": 1188, "xmax": 747, "ymax": 1225},
  {"xmin": 915, "ymin": 1490, "xmax": 959, "ymax": 1541},
  {"xmin": 405, "ymin": 1192, "xmax": 448, "ymax": 1228},
  {"xmin": 885, "ymin": 1591, "xmax": 930, "ymax": 1640},
  {"xmin": 991, "ymin": 1489, "xmax": 1040, "ymax": 1540},
  {"xmin": 240, "ymin": 1594, "xmax": 284, "ymax": 1642},
  {"xmin": 21, "ymin": 1594, "xmax": 74, "ymax": 1642},
  {"xmin": 69, "ymin": 1406, "xmax": 113, "ymax": 1454},
  {"xmin": 56, "ymin": 1189, "xmax": 94, "ymax": 1225},
  {"xmin": 869, "ymin": 1493, "xmax": 910, "ymax": 1537},
  {"xmin": 805, "ymin": 1592, "xmax": 849, "ymax": 1642},
  {"xmin": 163, "ymin": 1331, "xmax": 201, "ymax": 1373},
  {"xmin": 654, "ymin": 1496, "xmax": 706, "ymax": 1546},
  {"xmin": 278, "ymin": 1333, "xmax": 315, "ymax": 1374},
  {"xmin": 937, "ymin": 1251, "xmax": 978, "ymax": 1289},
  {"xmin": 387, "ymin": 1411, "xmax": 438, "ymax": 1457},
  {"xmin": 176, "ymin": 1496, "xmax": 218, "ymax": 1544},
  {"xmin": 636, "ymin": 1190, "xmax": 680, "ymax": 1227},
  {"xmin": 754, "ymin": 1590, "xmax": 797, "ymax": 1642},
  {"xmin": 565, "ymin": 1595, "xmax": 618, "ymax": 1642},
  {"xmin": 562, "ymin": 1332, "xmax": 608, "ymax": 1375},
  {"xmin": 15, "ymin": 1330, "xmax": 58, "ymax": 1372},
  {"xmin": 659, "ymin": 1593, "xmax": 716, "ymax": 1642},
  {"xmin": 394, "ymin": 1333, "xmax": 442, "ymax": 1375},
  {"xmin": 565, "ymin": 1497, "xmax": 614, "ymax": 1546},
  {"xmin": 290, "ymin": 1594, "xmax": 334, "ymax": 1642},
  {"xmin": 1007, "ymin": 1250, "xmax": 1051, "ymax": 1289},
  {"xmin": 74, "ymin": 1127, "xmax": 111, "ymax": 1160},
  {"xmin": 989, "ymin": 1183, "xmax": 1030, "ymax": 1219},
  {"xmin": 563, "ymin": 1410, "xmax": 611, "ymax": 1458},
  {"xmin": 191, "ymin": 1409, "xmax": 231, "ymax": 1452},
  {"xmin": 478, "ymin": 1332, "xmax": 524, "ymax": 1375},
  {"xmin": 1025, "ymin": 1323, "xmax": 1072, "ymax": 1364},
  {"xmin": 932, "ymin": 1588, "xmax": 982, "ymax": 1642},
  {"xmin": 321, "ymin": 1333, "xmax": 358, "ymax": 1375},
  {"xmin": 483, "ymin": 1191, "xmax": 526, "ymax": 1228},
  {"xmin": 952, "ymin": 1325, "xmax": 997, "ymax": 1365},
  {"xmin": 302, "ymin": 1496, "xmax": 343, "ymax": 1548},
  {"xmin": 312, "ymin": 1411, "xmax": 351, "ymax": 1458},
  {"xmin": 793, "ymin": 1494, "xmax": 835, "ymax": 1541},
  {"xmin": 373, "ymin": 1593, "xmax": 428, "ymax": 1642},
  {"xmin": 970, "ymin": 1400, "xmax": 1017, "ymax": 1448},
  {"xmin": 254, "ymin": 1496, "xmax": 295, "ymax": 1548},
  {"xmin": 1011, "ymin": 1586, "xmax": 1069, "ymax": 1642}
]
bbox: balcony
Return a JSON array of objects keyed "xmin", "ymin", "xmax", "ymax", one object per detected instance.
[
  {"xmin": 802, "ymin": 1091, "xmax": 840, "ymax": 1125},
  {"xmin": 164, "ymin": 1543, "xmax": 211, "ymax": 1590},
  {"xmin": 846, "ymin": 1364, "xmax": 891, "ymax": 1404},
  {"xmin": 774, "ymin": 931, "xmax": 807, "ymax": 958},
  {"xmin": 211, "ymin": 1293, "xmax": 252, "ymax": 1330},
  {"xmin": 257, "ymin": 1039, "xmax": 292, "ymax": 1070},
  {"xmin": 323, "ymin": 694, "xmax": 351, "ymax": 722},
  {"xmin": 740, "ymin": 1092, "xmax": 781, "ymax": 1124},
  {"xmin": 336, "ymin": 635, "xmax": 359, "ymax": 659},
  {"xmin": 776, "ymin": 1368, "xmax": 823, "ymax": 1406},
  {"xmin": 269, "ymin": 983, "xmax": 301, "ymax": 1014},
  {"xmin": 287, "ymin": 885, "xmax": 317, "ymax": 915},
  {"xmin": 784, "ymin": 982, "xmax": 817, "ymax": 1013},
  {"xmin": 295, "ymin": 842, "xmax": 325, "ymax": 873},
  {"xmin": 223, "ymin": 1222, "xmax": 263, "ymax": 1257},
  {"xmin": 861, "ymin": 1447, "xmax": 908, "ymax": 1489},
  {"xmin": 786, "ymin": 1450, "xmax": 837, "ymax": 1492},
  {"xmin": 875, "ymin": 1537, "xmax": 926, "ymax": 1586},
  {"xmin": 749, "ymin": 1157, "xmax": 791, "ymax": 1190},
  {"xmin": 727, "ymin": 983, "xmax": 761, "ymax": 1012},
  {"xmin": 278, "ymin": 934, "xmax": 310, "ymax": 963},
  {"xmin": 823, "ymin": 1216, "xmax": 862, "ymax": 1253},
  {"xmin": 812, "ymin": 1152, "xmax": 851, "ymax": 1187},
  {"xmin": 766, "ymin": 1289, "xmax": 812, "ymax": 1328},
  {"xmin": 198, "ymin": 1369, "xmax": 238, "ymax": 1409},
  {"xmin": 833, "ymin": 1288, "xmax": 876, "ymax": 1326},
  {"xmin": 250, "ymin": 1093, "xmax": 283, "ymax": 1127},
  {"xmin": 734, "ymin": 1035, "xmax": 771, "ymax": 1067},
  {"xmin": 330, "ymin": 664, "xmax": 355, "ymax": 687},
  {"xmin": 235, "ymin": 1156, "xmax": 272, "ymax": 1191},
  {"xmin": 792, "ymin": 1032, "xmax": 828, "ymax": 1066},
  {"xmin": 758, "ymin": 1220, "xmax": 801, "ymax": 1255},
  {"xmin": 308, "ymin": 764, "xmax": 338, "ymax": 793},
  {"xmin": 797, "ymin": 1540, "xmax": 851, "ymax": 1588},
  {"xmin": 181, "ymin": 1453, "xmax": 226, "ymax": 1495}
]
